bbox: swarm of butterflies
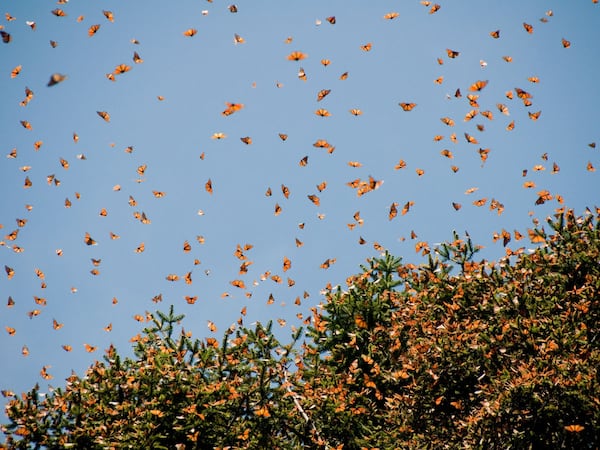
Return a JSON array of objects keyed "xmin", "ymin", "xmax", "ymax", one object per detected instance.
[{"xmin": 1, "ymin": 0, "xmax": 598, "ymax": 406}]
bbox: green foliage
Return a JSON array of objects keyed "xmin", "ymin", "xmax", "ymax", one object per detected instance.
[{"xmin": 3, "ymin": 209, "xmax": 599, "ymax": 449}]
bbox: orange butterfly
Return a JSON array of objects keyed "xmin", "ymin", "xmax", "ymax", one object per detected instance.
[
  {"xmin": 320, "ymin": 58, "xmax": 331, "ymax": 66},
  {"xmin": 114, "ymin": 64, "xmax": 131, "ymax": 74},
  {"xmin": 317, "ymin": 89, "xmax": 331, "ymax": 101},
  {"xmin": 315, "ymin": 109, "xmax": 331, "ymax": 117},
  {"xmin": 523, "ymin": 22, "xmax": 533, "ymax": 34},
  {"xmin": 464, "ymin": 110, "xmax": 478, "ymax": 121},
  {"xmin": 135, "ymin": 242, "xmax": 145, "ymax": 253},
  {"xmin": 384, "ymin": 12, "xmax": 399, "ymax": 20},
  {"xmin": 429, "ymin": 3, "xmax": 441, "ymax": 13},
  {"xmin": 97, "ymin": 111, "xmax": 110, "ymax": 122},
  {"xmin": 183, "ymin": 28, "xmax": 197, "ymax": 37},
  {"xmin": 299, "ymin": 156, "xmax": 308, "ymax": 166},
  {"xmin": 440, "ymin": 149, "xmax": 453, "ymax": 159},
  {"xmin": 11, "ymin": 65, "xmax": 21, "ymax": 78},
  {"xmin": 339, "ymin": 71, "xmax": 349, "ymax": 80},
  {"xmin": 562, "ymin": 38, "xmax": 571, "ymax": 48},
  {"xmin": 389, "ymin": 202, "xmax": 398, "ymax": 220},
  {"xmin": 349, "ymin": 108, "xmax": 362, "ymax": 116},
  {"xmin": 564, "ymin": 424, "xmax": 585, "ymax": 433},
  {"xmin": 464, "ymin": 133, "xmax": 479, "ymax": 144},
  {"xmin": 360, "ymin": 43, "xmax": 372, "ymax": 51},
  {"xmin": 287, "ymin": 51, "xmax": 307, "ymax": 61},
  {"xmin": 88, "ymin": 24, "xmax": 100, "ymax": 36},
  {"xmin": 185, "ymin": 296, "xmax": 198, "ymax": 304},
  {"xmin": 506, "ymin": 120, "xmax": 515, "ymax": 131},
  {"xmin": 446, "ymin": 49, "xmax": 459, "ymax": 58},
  {"xmin": 469, "ymin": 80, "xmax": 488, "ymax": 91},
  {"xmin": 51, "ymin": 9, "xmax": 67, "ymax": 17},
  {"xmin": 307, "ymin": 194, "xmax": 320, "ymax": 206},
  {"xmin": 440, "ymin": 117, "xmax": 455, "ymax": 126},
  {"xmin": 490, "ymin": 30, "xmax": 500, "ymax": 39},
  {"xmin": 399, "ymin": 103, "xmax": 417, "ymax": 111},
  {"xmin": 452, "ymin": 202, "xmax": 462, "ymax": 210},
  {"xmin": 394, "ymin": 159, "xmax": 407, "ymax": 170},
  {"xmin": 528, "ymin": 110, "xmax": 541, "ymax": 121},
  {"xmin": 102, "ymin": 10, "xmax": 114, "ymax": 22},
  {"xmin": 434, "ymin": 76, "xmax": 444, "ymax": 84}
]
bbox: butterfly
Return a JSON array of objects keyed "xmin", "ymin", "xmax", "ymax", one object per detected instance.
[
  {"xmin": 84, "ymin": 232, "xmax": 97, "ymax": 246},
  {"xmin": 88, "ymin": 24, "xmax": 100, "ymax": 36},
  {"xmin": 564, "ymin": 424, "xmax": 585, "ymax": 433},
  {"xmin": 97, "ymin": 111, "xmax": 110, "ymax": 122},
  {"xmin": 135, "ymin": 242, "xmax": 145, "ymax": 253},
  {"xmin": 440, "ymin": 117, "xmax": 455, "ymax": 126},
  {"xmin": 185, "ymin": 296, "xmax": 198, "ymax": 304},
  {"xmin": 528, "ymin": 76, "xmax": 540, "ymax": 83},
  {"xmin": 497, "ymin": 103, "xmax": 510, "ymax": 115},
  {"xmin": 229, "ymin": 4, "xmax": 238, "ymax": 13},
  {"xmin": 133, "ymin": 51, "xmax": 143, "ymax": 63},
  {"xmin": 389, "ymin": 202, "xmax": 398, "ymax": 220},
  {"xmin": 446, "ymin": 49, "xmax": 459, "ymax": 58},
  {"xmin": 452, "ymin": 202, "xmax": 462, "ymax": 210},
  {"xmin": 231, "ymin": 279, "xmax": 246, "ymax": 289},
  {"xmin": 287, "ymin": 51, "xmax": 307, "ymax": 61},
  {"xmin": 360, "ymin": 42, "xmax": 372, "ymax": 52},
  {"xmin": 440, "ymin": 149, "xmax": 453, "ymax": 158},
  {"xmin": 84, "ymin": 344, "xmax": 97, "ymax": 353},
  {"xmin": 506, "ymin": 120, "xmax": 515, "ymax": 131},
  {"xmin": 469, "ymin": 80, "xmax": 488, "ymax": 91},
  {"xmin": 340, "ymin": 71, "xmax": 349, "ymax": 80},
  {"xmin": 523, "ymin": 22, "xmax": 534, "ymax": 34},
  {"xmin": 394, "ymin": 159, "xmax": 407, "ymax": 170},
  {"xmin": 502, "ymin": 55, "xmax": 513, "ymax": 63},
  {"xmin": 464, "ymin": 133, "xmax": 479, "ymax": 144},
  {"xmin": 490, "ymin": 30, "xmax": 500, "ymax": 39},
  {"xmin": 473, "ymin": 198, "xmax": 487, "ymax": 207},
  {"xmin": 399, "ymin": 103, "xmax": 417, "ymax": 111},
  {"xmin": 349, "ymin": 109, "xmax": 362, "ymax": 116},
  {"xmin": 307, "ymin": 194, "xmax": 320, "ymax": 206},
  {"xmin": 434, "ymin": 76, "xmax": 444, "ymax": 84},
  {"xmin": 429, "ymin": 3, "xmax": 441, "ymax": 13},
  {"xmin": 317, "ymin": 89, "xmax": 331, "ymax": 101},
  {"xmin": 528, "ymin": 110, "xmax": 541, "ymax": 121},
  {"xmin": 233, "ymin": 33, "xmax": 245, "ymax": 44},
  {"xmin": 0, "ymin": 31, "xmax": 11, "ymax": 43},
  {"xmin": 51, "ymin": 9, "xmax": 67, "ymax": 17},
  {"xmin": 50, "ymin": 40, "xmax": 58, "ymax": 48},
  {"xmin": 205, "ymin": 179, "xmax": 213, "ymax": 194},
  {"xmin": 320, "ymin": 58, "xmax": 331, "ymax": 66},
  {"xmin": 11, "ymin": 65, "xmax": 21, "ymax": 78},
  {"xmin": 240, "ymin": 136, "xmax": 252, "ymax": 145},
  {"xmin": 114, "ymin": 64, "xmax": 131, "ymax": 74},
  {"xmin": 562, "ymin": 38, "xmax": 571, "ymax": 48},
  {"xmin": 464, "ymin": 110, "xmax": 478, "ymax": 121},
  {"xmin": 402, "ymin": 201, "xmax": 415, "ymax": 215},
  {"xmin": 183, "ymin": 28, "xmax": 197, "ymax": 37},
  {"xmin": 299, "ymin": 156, "xmax": 308, "ymax": 166},
  {"xmin": 103, "ymin": 10, "xmax": 114, "ymax": 22},
  {"xmin": 211, "ymin": 132, "xmax": 226, "ymax": 139},
  {"xmin": 384, "ymin": 12, "xmax": 399, "ymax": 19},
  {"xmin": 315, "ymin": 109, "xmax": 331, "ymax": 117}
]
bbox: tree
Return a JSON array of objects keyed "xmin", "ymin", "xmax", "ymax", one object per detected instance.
[{"xmin": 3, "ymin": 209, "xmax": 599, "ymax": 449}]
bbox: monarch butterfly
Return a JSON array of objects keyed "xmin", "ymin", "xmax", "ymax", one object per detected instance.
[
  {"xmin": 506, "ymin": 120, "xmax": 515, "ymax": 131},
  {"xmin": 26, "ymin": 20, "xmax": 36, "ymax": 30},
  {"xmin": 480, "ymin": 110, "xmax": 493, "ymax": 120},
  {"xmin": 231, "ymin": 279, "xmax": 246, "ymax": 289},
  {"xmin": 287, "ymin": 51, "xmax": 307, "ymax": 61},
  {"xmin": 503, "ymin": 55, "xmax": 513, "ymax": 63},
  {"xmin": 528, "ymin": 110, "xmax": 541, "ymax": 120},
  {"xmin": 440, "ymin": 117, "xmax": 455, "ymax": 126},
  {"xmin": 434, "ymin": 76, "xmax": 444, "ymax": 84},
  {"xmin": 239, "ymin": 136, "xmax": 252, "ymax": 145},
  {"xmin": 183, "ymin": 28, "xmax": 197, "ymax": 37},
  {"xmin": 523, "ymin": 181, "xmax": 536, "ymax": 188},
  {"xmin": 339, "ymin": 71, "xmax": 349, "ymax": 80},
  {"xmin": 528, "ymin": 76, "xmax": 539, "ymax": 83},
  {"xmin": 88, "ymin": 24, "xmax": 100, "ymax": 36},
  {"xmin": 326, "ymin": 16, "xmax": 336, "ymax": 24},
  {"xmin": 233, "ymin": 33, "xmax": 245, "ymax": 44},
  {"xmin": 321, "ymin": 58, "xmax": 331, "ymax": 66},
  {"xmin": 348, "ymin": 161, "xmax": 362, "ymax": 167},
  {"xmin": 306, "ymin": 194, "xmax": 320, "ymax": 206},
  {"xmin": 97, "ymin": 111, "xmax": 110, "ymax": 122},
  {"xmin": 402, "ymin": 201, "xmax": 415, "ymax": 215},
  {"xmin": 464, "ymin": 133, "xmax": 479, "ymax": 144},
  {"xmin": 205, "ymin": 179, "xmax": 213, "ymax": 194},
  {"xmin": 523, "ymin": 22, "xmax": 533, "ymax": 34},
  {"xmin": 185, "ymin": 296, "xmax": 198, "ymax": 304},
  {"xmin": 564, "ymin": 424, "xmax": 585, "ymax": 433},
  {"xmin": 315, "ymin": 109, "xmax": 331, "ymax": 117},
  {"xmin": 51, "ymin": 9, "xmax": 67, "ymax": 17},
  {"xmin": 415, "ymin": 241, "xmax": 429, "ymax": 253},
  {"xmin": 84, "ymin": 232, "xmax": 97, "ymax": 246},
  {"xmin": 587, "ymin": 161, "xmax": 596, "ymax": 172},
  {"xmin": 133, "ymin": 51, "xmax": 143, "ymax": 63},
  {"xmin": 313, "ymin": 139, "xmax": 330, "ymax": 148},
  {"xmin": 103, "ymin": 10, "xmax": 114, "ymax": 22},
  {"xmin": 299, "ymin": 156, "xmax": 308, "ymax": 166},
  {"xmin": 394, "ymin": 159, "xmax": 407, "ymax": 170},
  {"xmin": 360, "ymin": 42, "xmax": 372, "ymax": 51},
  {"xmin": 317, "ymin": 89, "xmax": 331, "ymax": 101},
  {"xmin": 561, "ymin": 38, "xmax": 571, "ymax": 48},
  {"xmin": 440, "ymin": 149, "xmax": 453, "ymax": 158},
  {"xmin": 229, "ymin": 4, "xmax": 238, "ymax": 13},
  {"xmin": 114, "ymin": 64, "xmax": 131, "ymax": 74},
  {"xmin": 20, "ymin": 120, "xmax": 32, "ymax": 130},
  {"xmin": 452, "ymin": 202, "xmax": 462, "ymax": 210},
  {"xmin": 469, "ymin": 79, "xmax": 488, "ymax": 91},
  {"xmin": 433, "ymin": 135, "xmax": 444, "ymax": 141},
  {"xmin": 415, "ymin": 168, "xmax": 425, "ymax": 176},
  {"xmin": 384, "ymin": 12, "xmax": 399, "ymax": 20},
  {"xmin": 50, "ymin": 40, "xmax": 58, "ymax": 48},
  {"xmin": 135, "ymin": 242, "xmax": 145, "ymax": 253},
  {"xmin": 84, "ymin": 344, "xmax": 97, "ymax": 353},
  {"xmin": 389, "ymin": 202, "xmax": 398, "ymax": 220},
  {"xmin": 446, "ymin": 49, "xmax": 459, "ymax": 58},
  {"xmin": 473, "ymin": 198, "xmax": 487, "ymax": 207},
  {"xmin": 274, "ymin": 203, "xmax": 282, "ymax": 216},
  {"xmin": 497, "ymin": 103, "xmax": 509, "ymax": 115},
  {"xmin": 349, "ymin": 108, "xmax": 362, "ymax": 116},
  {"xmin": 211, "ymin": 132, "xmax": 226, "ymax": 139},
  {"xmin": 490, "ymin": 30, "xmax": 500, "ymax": 39},
  {"xmin": 320, "ymin": 258, "xmax": 336, "ymax": 269},
  {"xmin": 464, "ymin": 110, "xmax": 478, "ymax": 121},
  {"xmin": 437, "ymin": 57, "xmax": 444, "ymax": 65},
  {"xmin": 11, "ymin": 65, "xmax": 21, "ymax": 78},
  {"xmin": 281, "ymin": 184, "xmax": 290, "ymax": 199},
  {"xmin": 429, "ymin": 3, "xmax": 441, "ymax": 13},
  {"xmin": 399, "ymin": 102, "xmax": 417, "ymax": 111},
  {"xmin": 62, "ymin": 344, "xmax": 72, "ymax": 352}
]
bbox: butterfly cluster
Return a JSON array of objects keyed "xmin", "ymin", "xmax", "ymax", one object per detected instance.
[{"xmin": 1, "ymin": 2, "xmax": 598, "ymax": 402}]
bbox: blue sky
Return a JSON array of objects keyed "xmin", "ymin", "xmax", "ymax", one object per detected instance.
[{"xmin": 1, "ymin": 1, "xmax": 599, "ymax": 413}]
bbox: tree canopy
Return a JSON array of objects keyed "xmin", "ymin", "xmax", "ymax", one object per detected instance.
[{"xmin": 2, "ymin": 208, "xmax": 599, "ymax": 449}]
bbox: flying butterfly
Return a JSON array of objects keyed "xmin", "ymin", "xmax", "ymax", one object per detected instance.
[
  {"xmin": 97, "ymin": 111, "xmax": 110, "ymax": 122},
  {"xmin": 183, "ymin": 28, "xmax": 197, "ymax": 37},
  {"xmin": 399, "ymin": 103, "xmax": 417, "ymax": 111},
  {"xmin": 523, "ymin": 22, "xmax": 533, "ymax": 34},
  {"xmin": 469, "ymin": 80, "xmax": 488, "ymax": 91},
  {"xmin": 287, "ymin": 51, "xmax": 307, "ymax": 61},
  {"xmin": 360, "ymin": 42, "xmax": 372, "ymax": 52},
  {"xmin": 88, "ymin": 24, "xmax": 100, "ymax": 36},
  {"xmin": 47, "ymin": 73, "xmax": 67, "ymax": 86},
  {"xmin": 103, "ymin": 10, "xmax": 114, "ymax": 22}
]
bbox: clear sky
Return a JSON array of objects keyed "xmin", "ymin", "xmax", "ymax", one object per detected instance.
[{"xmin": 1, "ymin": 1, "xmax": 599, "ymax": 414}]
